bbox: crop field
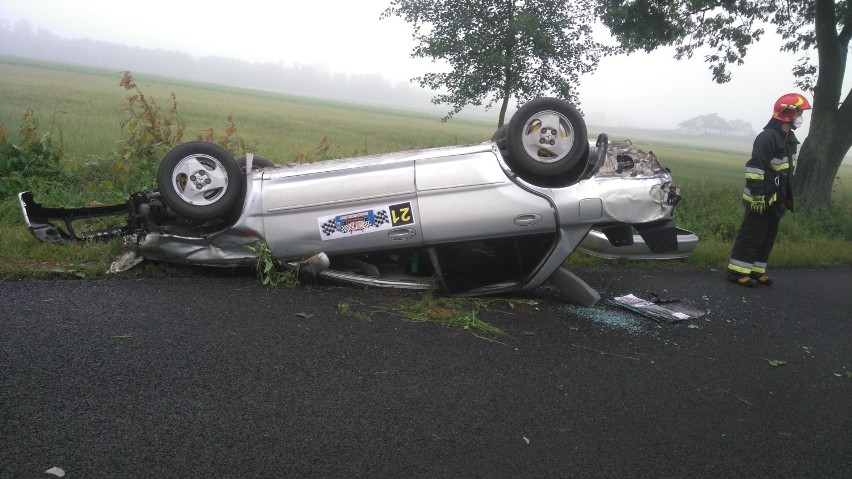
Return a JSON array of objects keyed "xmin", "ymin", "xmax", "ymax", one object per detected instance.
[
  {"xmin": 0, "ymin": 57, "xmax": 496, "ymax": 162},
  {"xmin": 3, "ymin": 57, "xmax": 849, "ymax": 185},
  {"xmin": 1, "ymin": 57, "xmax": 850, "ymax": 277}
]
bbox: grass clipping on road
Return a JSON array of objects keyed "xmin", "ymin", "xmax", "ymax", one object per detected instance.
[{"xmin": 338, "ymin": 294, "xmax": 539, "ymax": 338}]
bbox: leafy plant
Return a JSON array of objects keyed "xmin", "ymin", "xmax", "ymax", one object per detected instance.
[
  {"xmin": 197, "ymin": 114, "xmax": 254, "ymax": 157},
  {"xmin": 113, "ymin": 71, "xmax": 185, "ymax": 188},
  {"xmin": 0, "ymin": 107, "xmax": 65, "ymax": 198},
  {"xmin": 247, "ymin": 241, "xmax": 298, "ymax": 289},
  {"xmin": 112, "ymin": 71, "xmax": 253, "ymax": 192}
]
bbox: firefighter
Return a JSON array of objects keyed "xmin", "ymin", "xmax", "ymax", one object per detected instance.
[{"xmin": 727, "ymin": 93, "xmax": 811, "ymax": 287}]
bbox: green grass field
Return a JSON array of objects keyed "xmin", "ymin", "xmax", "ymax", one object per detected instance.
[
  {"xmin": 0, "ymin": 57, "xmax": 495, "ymax": 162},
  {"xmin": 1, "ymin": 57, "xmax": 850, "ymax": 278}
]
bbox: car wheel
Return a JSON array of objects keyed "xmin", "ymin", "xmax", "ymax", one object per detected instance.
[
  {"xmin": 506, "ymin": 97, "xmax": 588, "ymax": 180},
  {"xmin": 157, "ymin": 141, "xmax": 242, "ymax": 220},
  {"xmin": 235, "ymin": 154, "xmax": 275, "ymax": 172}
]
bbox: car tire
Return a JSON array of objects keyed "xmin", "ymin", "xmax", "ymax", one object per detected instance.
[
  {"xmin": 235, "ymin": 154, "xmax": 275, "ymax": 172},
  {"xmin": 157, "ymin": 141, "xmax": 243, "ymax": 220},
  {"xmin": 506, "ymin": 97, "xmax": 588, "ymax": 180}
]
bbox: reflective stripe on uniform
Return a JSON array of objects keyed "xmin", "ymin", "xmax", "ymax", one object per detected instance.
[
  {"xmin": 745, "ymin": 166, "xmax": 764, "ymax": 180},
  {"xmin": 770, "ymin": 157, "xmax": 789, "ymax": 171},
  {"xmin": 742, "ymin": 187, "xmax": 761, "ymax": 202},
  {"xmin": 753, "ymin": 262, "xmax": 767, "ymax": 274},
  {"xmin": 727, "ymin": 259, "xmax": 752, "ymax": 275}
]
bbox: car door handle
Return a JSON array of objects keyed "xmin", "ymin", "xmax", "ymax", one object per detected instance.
[
  {"xmin": 514, "ymin": 214, "xmax": 542, "ymax": 226},
  {"xmin": 388, "ymin": 228, "xmax": 417, "ymax": 240}
]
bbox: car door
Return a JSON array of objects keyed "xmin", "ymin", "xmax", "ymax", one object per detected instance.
[
  {"xmin": 414, "ymin": 148, "xmax": 557, "ymax": 244},
  {"xmin": 260, "ymin": 154, "xmax": 422, "ymax": 259},
  {"xmin": 414, "ymin": 147, "xmax": 560, "ymax": 294}
]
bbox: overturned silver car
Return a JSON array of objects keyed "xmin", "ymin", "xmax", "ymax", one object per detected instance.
[{"xmin": 19, "ymin": 98, "xmax": 697, "ymax": 305}]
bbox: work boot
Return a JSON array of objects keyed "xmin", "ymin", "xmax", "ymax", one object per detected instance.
[
  {"xmin": 727, "ymin": 272, "xmax": 757, "ymax": 287},
  {"xmin": 751, "ymin": 274, "xmax": 774, "ymax": 285}
]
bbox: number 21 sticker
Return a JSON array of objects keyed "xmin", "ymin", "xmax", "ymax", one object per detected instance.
[{"xmin": 389, "ymin": 202, "xmax": 414, "ymax": 226}]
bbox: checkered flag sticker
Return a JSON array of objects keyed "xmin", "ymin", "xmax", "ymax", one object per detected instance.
[
  {"xmin": 321, "ymin": 219, "xmax": 337, "ymax": 236},
  {"xmin": 374, "ymin": 209, "xmax": 389, "ymax": 226}
]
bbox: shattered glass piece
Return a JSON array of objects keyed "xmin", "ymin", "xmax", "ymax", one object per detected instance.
[
  {"xmin": 609, "ymin": 293, "xmax": 707, "ymax": 323},
  {"xmin": 45, "ymin": 467, "xmax": 65, "ymax": 477}
]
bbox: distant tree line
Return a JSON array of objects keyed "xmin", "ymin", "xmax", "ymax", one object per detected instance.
[{"xmin": 0, "ymin": 19, "xmax": 438, "ymax": 112}]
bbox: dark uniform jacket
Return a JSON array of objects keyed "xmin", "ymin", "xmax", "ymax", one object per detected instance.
[{"xmin": 742, "ymin": 119, "xmax": 800, "ymax": 211}]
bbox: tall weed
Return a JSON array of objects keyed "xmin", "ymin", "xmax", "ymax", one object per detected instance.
[
  {"xmin": 112, "ymin": 71, "xmax": 185, "ymax": 189},
  {"xmin": 0, "ymin": 108, "xmax": 65, "ymax": 198},
  {"xmin": 112, "ymin": 71, "xmax": 254, "ymax": 192}
]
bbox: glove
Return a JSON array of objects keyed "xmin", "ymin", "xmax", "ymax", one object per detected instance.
[
  {"xmin": 750, "ymin": 195, "xmax": 766, "ymax": 214},
  {"xmin": 784, "ymin": 198, "xmax": 794, "ymax": 213}
]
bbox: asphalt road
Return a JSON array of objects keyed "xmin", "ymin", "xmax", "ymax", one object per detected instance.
[{"xmin": 2, "ymin": 266, "xmax": 850, "ymax": 478}]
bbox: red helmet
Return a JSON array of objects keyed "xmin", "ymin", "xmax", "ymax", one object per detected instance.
[{"xmin": 773, "ymin": 93, "xmax": 812, "ymax": 122}]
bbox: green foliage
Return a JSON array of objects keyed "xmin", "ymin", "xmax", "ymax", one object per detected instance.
[
  {"xmin": 196, "ymin": 114, "xmax": 254, "ymax": 158},
  {"xmin": 393, "ymin": 295, "xmax": 506, "ymax": 334},
  {"xmin": 112, "ymin": 70, "xmax": 186, "ymax": 190},
  {"xmin": 247, "ymin": 241, "xmax": 299, "ymax": 289},
  {"xmin": 595, "ymin": 0, "xmax": 851, "ymax": 210},
  {"xmin": 382, "ymin": 0, "xmax": 619, "ymax": 125},
  {"xmin": 674, "ymin": 180, "xmax": 743, "ymax": 242},
  {"xmin": 0, "ymin": 222, "xmax": 125, "ymax": 279},
  {"xmin": 112, "ymin": 71, "xmax": 254, "ymax": 192},
  {"xmin": 342, "ymin": 293, "xmax": 511, "ymax": 336},
  {"xmin": 595, "ymin": 0, "xmax": 844, "ymax": 86},
  {"xmin": 0, "ymin": 107, "xmax": 65, "ymax": 198}
]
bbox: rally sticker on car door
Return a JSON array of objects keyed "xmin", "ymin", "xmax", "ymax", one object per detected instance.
[{"xmin": 318, "ymin": 202, "xmax": 415, "ymax": 240}]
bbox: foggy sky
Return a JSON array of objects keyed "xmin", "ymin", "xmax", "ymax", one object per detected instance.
[{"xmin": 2, "ymin": 0, "xmax": 850, "ymax": 135}]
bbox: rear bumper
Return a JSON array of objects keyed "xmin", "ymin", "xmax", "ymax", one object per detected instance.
[{"xmin": 577, "ymin": 227, "xmax": 699, "ymax": 260}]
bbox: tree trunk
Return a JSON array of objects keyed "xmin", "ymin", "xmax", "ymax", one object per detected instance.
[
  {"xmin": 794, "ymin": 125, "xmax": 851, "ymax": 209},
  {"xmin": 497, "ymin": 0, "xmax": 516, "ymax": 128},
  {"xmin": 793, "ymin": 87, "xmax": 852, "ymax": 209},
  {"xmin": 498, "ymin": 96, "xmax": 510, "ymax": 127},
  {"xmin": 793, "ymin": 0, "xmax": 852, "ymax": 210}
]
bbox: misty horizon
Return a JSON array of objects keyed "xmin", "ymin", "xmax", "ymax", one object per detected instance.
[{"xmin": 0, "ymin": 18, "xmax": 763, "ymax": 136}]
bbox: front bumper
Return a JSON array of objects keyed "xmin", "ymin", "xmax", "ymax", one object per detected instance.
[
  {"xmin": 19, "ymin": 191, "xmax": 130, "ymax": 243},
  {"xmin": 577, "ymin": 227, "xmax": 699, "ymax": 260}
]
